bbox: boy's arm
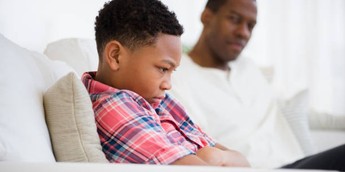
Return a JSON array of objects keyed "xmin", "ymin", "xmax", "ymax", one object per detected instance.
[
  {"xmin": 193, "ymin": 144, "xmax": 250, "ymax": 167},
  {"xmin": 171, "ymin": 144, "xmax": 250, "ymax": 167},
  {"xmin": 171, "ymin": 154, "xmax": 208, "ymax": 165},
  {"xmin": 214, "ymin": 143, "xmax": 251, "ymax": 167}
]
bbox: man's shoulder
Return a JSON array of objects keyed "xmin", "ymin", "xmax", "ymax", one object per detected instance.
[
  {"xmin": 230, "ymin": 57, "xmax": 264, "ymax": 75},
  {"xmin": 231, "ymin": 56, "xmax": 258, "ymax": 69}
]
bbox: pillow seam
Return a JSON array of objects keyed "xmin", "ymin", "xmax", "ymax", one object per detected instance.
[{"xmin": 71, "ymin": 73, "xmax": 90, "ymax": 161}]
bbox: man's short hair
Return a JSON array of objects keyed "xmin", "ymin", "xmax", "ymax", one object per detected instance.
[
  {"xmin": 206, "ymin": 0, "xmax": 227, "ymax": 12},
  {"xmin": 94, "ymin": 0, "xmax": 184, "ymax": 57},
  {"xmin": 206, "ymin": 0, "xmax": 256, "ymax": 12}
]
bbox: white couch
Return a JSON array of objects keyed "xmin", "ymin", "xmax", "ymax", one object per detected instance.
[{"xmin": 0, "ymin": 33, "xmax": 343, "ymax": 172}]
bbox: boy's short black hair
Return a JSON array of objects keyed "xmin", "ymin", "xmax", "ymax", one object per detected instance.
[{"xmin": 95, "ymin": 0, "xmax": 184, "ymax": 57}]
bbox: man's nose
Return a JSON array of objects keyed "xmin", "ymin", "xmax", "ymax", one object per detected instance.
[{"xmin": 236, "ymin": 23, "xmax": 251, "ymax": 40}]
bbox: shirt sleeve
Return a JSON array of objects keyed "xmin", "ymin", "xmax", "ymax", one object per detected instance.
[
  {"xmin": 162, "ymin": 93, "xmax": 216, "ymax": 147},
  {"xmin": 94, "ymin": 92, "xmax": 193, "ymax": 165}
]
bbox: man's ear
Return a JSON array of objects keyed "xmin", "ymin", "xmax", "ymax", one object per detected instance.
[
  {"xmin": 103, "ymin": 40, "xmax": 122, "ymax": 71},
  {"xmin": 201, "ymin": 8, "xmax": 214, "ymax": 26}
]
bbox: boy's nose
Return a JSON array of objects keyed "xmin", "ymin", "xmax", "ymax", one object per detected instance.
[{"xmin": 160, "ymin": 80, "xmax": 172, "ymax": 90}]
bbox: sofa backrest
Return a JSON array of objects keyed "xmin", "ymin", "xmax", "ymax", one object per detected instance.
[
  {"xmin": 44, "ymin": 38, "xmax": 98, "ymax": 77},
  {"xmin": 0, "ymin": 34, "xmax": 107, "ymax": 163}
]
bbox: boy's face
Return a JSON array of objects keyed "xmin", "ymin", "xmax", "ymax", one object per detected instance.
[{"xmin": 115, "ymin": 34, "xmax": 181, "ymax": 107}]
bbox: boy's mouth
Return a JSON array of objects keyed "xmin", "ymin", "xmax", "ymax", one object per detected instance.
[
  {"xmin": 150, "ymin": 97, "xmax": 164, "ymax": 108},
  {"xmin": 152, "ymin": 96, "xmax": 165, "ymax": 102},
  {"xmin": 150, "ymin": 96, "xmax": 165, "ymax": 105}
]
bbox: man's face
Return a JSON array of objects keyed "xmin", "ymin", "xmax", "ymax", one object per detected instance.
[
  {"xmin": 116, "ymin": 34, "xmax": 181, "ymax": 108},
  {"xmin": 205, "ymin": 0, "xmax": 257, "ymax": 62}
]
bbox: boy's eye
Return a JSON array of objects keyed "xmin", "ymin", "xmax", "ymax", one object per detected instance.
[{"xmin": 159, "ymin": 67, "xmax": 169, "ymax": 73}]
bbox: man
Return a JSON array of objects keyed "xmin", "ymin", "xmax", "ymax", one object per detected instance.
[{"xmin": 169, "ymin": 0, "xmax": 345, "ymax": 170}]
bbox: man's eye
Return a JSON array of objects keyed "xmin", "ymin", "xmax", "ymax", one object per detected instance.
[
  {"xmin": 228, "ymin": 15, "xmax": 240, "ymax": 24},
  {"xmin": 248, "ymin": 22, "xmax": 256, "ymax": 32}
]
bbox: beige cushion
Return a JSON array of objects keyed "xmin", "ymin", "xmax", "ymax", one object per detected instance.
[{"xmin": 44, "ymin": 72, "xmax": 108, "ymax": 163}]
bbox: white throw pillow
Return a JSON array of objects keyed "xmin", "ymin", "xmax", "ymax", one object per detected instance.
[
  {"xmin": 278, "ymin": 89, "xmax": 315, "ymax": 155},
  {"xmin": 0, "ymin": 33, "xmax": 73, "ymax": 161},
  {"xmin": 44, "ymin": 38, "xmax": 98, "ymax": 77},
  {"xmin": 44, "ymin": 72, "xmax": 108, "ymax": 162}
]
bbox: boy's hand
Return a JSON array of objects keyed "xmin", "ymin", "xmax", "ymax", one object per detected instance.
[
  {"xmin": 196, "ymin": 145, "xmax": 251, "ymax": 167},
  {"xmin": 220, "ymin": 148, "xmax": 251, "ymax": 167},
  {"xmin": 195, "ymin": 146, "xmax": 224, "ymax": 166}
]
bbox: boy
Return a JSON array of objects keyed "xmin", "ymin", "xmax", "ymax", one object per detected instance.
[{"xmin": 81, "ymin": 0, "xmax": 249, "ymax": 166}]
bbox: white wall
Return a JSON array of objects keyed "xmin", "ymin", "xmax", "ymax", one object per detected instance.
[
  {"xmin": 0, "ymin": 0, "xmax": 206, "ymax": 53},
  {"xmin": 0, "ymin": 0, "xmax": 106, "ymax": 52},
  {"xmin": 161, "ymin": 0, "xmax": 207, "ymax": 48}
]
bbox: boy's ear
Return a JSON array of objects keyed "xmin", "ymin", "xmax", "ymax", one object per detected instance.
[
  {"xmin": 201, "ymin": 8, "xmax": 214, "ymax": 26},
  {"xmin": 103, "ymin": 40, "xmax": 122, "ymax": 71}
]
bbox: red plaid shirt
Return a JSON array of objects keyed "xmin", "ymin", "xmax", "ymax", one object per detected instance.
[{"xmin": 82, "ymin": 72, "xmax": 215, "ymax": 164}]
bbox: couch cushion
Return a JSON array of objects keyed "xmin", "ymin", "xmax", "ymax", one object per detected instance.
[
  {"xmin": 44, "ymin": 38, "xmax": 98, "ymax": 77},
  {"xmin": 44, "ymin": 72, "xmax": 108, "ymax": 162},
  {"xmin": 0, "ymin": 34, "xmax": 73, "ymax": 161}
]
